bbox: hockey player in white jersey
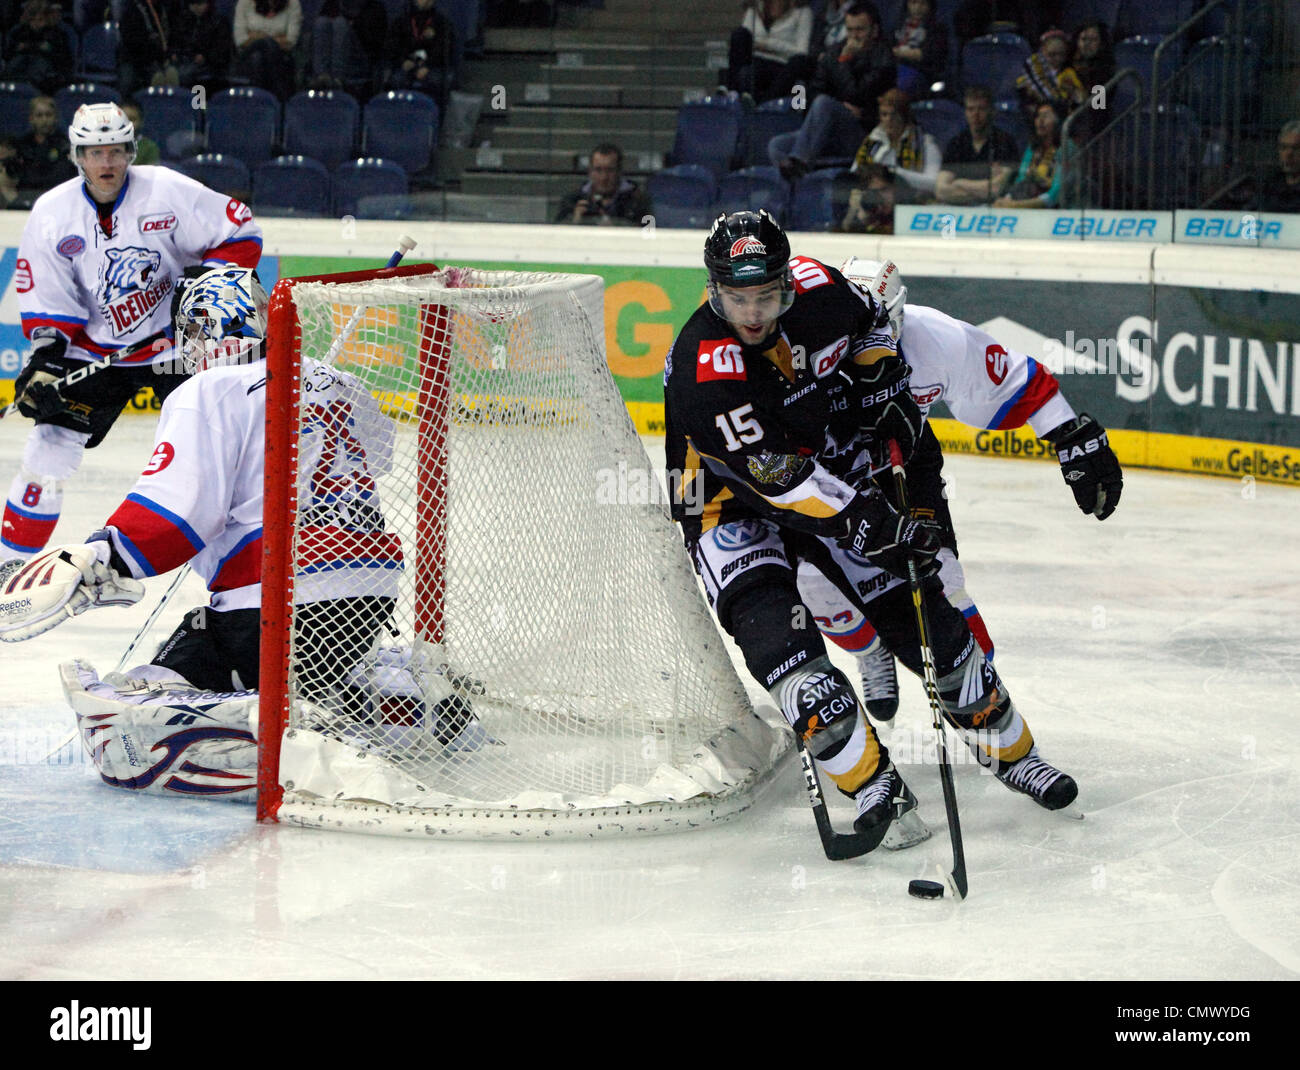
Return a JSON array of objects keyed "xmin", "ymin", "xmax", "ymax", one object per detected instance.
[
  {"xmin": 0, "ymin": 267, "xmax": 486, "ymax": 800},
  {"xmin": 2, "ymin": 102, "xmax": 263, "ymax": 563},
  {"xmin": 800, "ymin": 256, "xmax": 1123, "ymax": 723}
]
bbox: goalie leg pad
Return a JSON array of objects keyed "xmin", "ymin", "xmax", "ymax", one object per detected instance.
[
  {"xmin": 0, "ymin": 542, "xmax": 145, "ymax": 642},
  {"xmin": 61, "ymin": 660, "xmax": 258, "ymax": 800}
]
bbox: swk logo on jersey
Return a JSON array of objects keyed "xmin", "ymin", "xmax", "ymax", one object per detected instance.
[
  {"xmin": 99, "ymin": 246, "xmax": 173, "ymax": 336},
  {"xmin": 985, "ymin": 343, "xmax": 1009, "ymax": 385},
  {"xmin": 697, "ymin": 340, "xmax": 747, "ymax": 382}
]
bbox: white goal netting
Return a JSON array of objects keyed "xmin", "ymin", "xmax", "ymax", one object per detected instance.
[{"xmin": 264, "ymin": 266, "xmax": 789, "ymax": 838}]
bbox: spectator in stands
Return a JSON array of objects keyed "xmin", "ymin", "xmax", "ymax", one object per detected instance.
[
  {"xmin": 231, "ymin": 0, "xmax": 302, "ymax": 101},
  {"xmin": 1016, "ymin": 28, "xmax": 1085, "ymax": 120},
  {"xmin": 121, "ymin": 101, "xmax": 162, "ymax": 165},
  {"xmin": 840, "ymin": 160, "xmax": 895, "ymax": 232},
  {"xmin": 768, "ymin": 2, "xmax": 896, "ymax": 181},
  {"xmin": 555, "ymin": 143, "xmax": 653, "ymax": 226},
  {"xmin": 724, "ymin": 0, "xmax": 815, "ymax": 104},
  {"xmin": 9, "ymin": 94, "xmax": 75, "ymax": 203},
  {"xmin": 891, "ymin": 0, "xmax": 948, "ymax": 98},
  {"xmin": 387, "ymin": 0, "xmax": 457, "ymax": 104},
  {"xmin": 1068, "ymin": 19, "xmax": 1114, "ymax": 102},
  {"xmin": 310, "ymin": 0, "xmax": 388, "ymax": 98},
  {"xmin": 994, "ymin": 101, "xmax": 1067, "ymax": 208},
  {"xmin": 0, "ymin": 148, "xmax": 18, "ymax": 208},
  {"xmin": 818, "ymin": 0, "xmax": 856, "ymax": 58},
  {"xmin": 167, "ymin": 0, "xmax": 234, "ymax": 88},
  {"xmin": 850, "ymin": 87, "xmax": 940, "ymax": 201},
  {"xmin": 934, "ymin": 84, "xmax": 1019, "ymax": 204},
  {"xmin": 118, "ymin": 0, "xmax": 175, "ymax": 96},
  {"xmin": 3, "ymin": 0, "xmax": 74, "ymax": 94},
  {"xmin": 1256, "ymin": 120, "xmax": 1300, "ymax": 213}
]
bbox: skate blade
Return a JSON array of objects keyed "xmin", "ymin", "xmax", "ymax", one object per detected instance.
[{"xmin": 883, "ymin": 808, "xmax": 932, "ymax": 851}]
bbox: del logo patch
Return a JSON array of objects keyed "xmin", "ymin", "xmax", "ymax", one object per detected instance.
[
  {"xmin": 56, "ymin": 235, "xmax": 85, "ymax": 257},
  {"xmin": 985, "ymin": 344, "xmax": 1009, "ymax": 385},
  {"xmin": 139, "ymin": 212, "xmax": 177, "ymax": 234},
  {"xmin": 697, "ymin": 340, "xmax": 747, "ymax": 382},
  {"xmin": 911, "ymin": 383, "xmax": 943, "ymax": 406},
  {"xmin": 808, "ymin": 336, "xmax": 849, "ymax": 378},
  {"xmin": 143, "ymin": 442, "xmax": 175, "ymax": 475}
]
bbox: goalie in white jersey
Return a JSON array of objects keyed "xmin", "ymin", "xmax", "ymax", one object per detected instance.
[
  {"xmin": 0, "ymin": 267, "xmax": 485, "ymax": 800},
  {"xmin": 800, "ymin": 257, "xmax": 1123, "ymax": 721},
  {"xmin": 2, "ymin": 101, "xmax": 263, "ymax": 563}
]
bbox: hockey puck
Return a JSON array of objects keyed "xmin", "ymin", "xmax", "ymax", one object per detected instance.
[{"xmin": 908, "ymin": 879, "xmax": 945, "ymax": 900}]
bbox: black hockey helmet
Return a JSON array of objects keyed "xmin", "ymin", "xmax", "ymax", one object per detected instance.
[{"xmin": 703, "ymin": 209, "xmax": 795, "ymax": 318}]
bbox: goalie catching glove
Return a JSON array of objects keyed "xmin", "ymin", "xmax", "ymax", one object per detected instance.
[
  {"xmin": 1045, "ymin": 413, "xmax": 1123, "ymax": 521},
  {"xmin": 837, "ymin": 486, "xmax": 942, "ymax": 579},
  {"xmin": 0, "ymin": 542, "xmax": 144, "ymax": 643}
]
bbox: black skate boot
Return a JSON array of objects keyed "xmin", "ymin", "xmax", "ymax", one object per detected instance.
[
  {"xmin": 858, "ymin": 640, "xmax": 899, "ymax": 722},
  {"xmin": 853, "ymin": 762, "xmax": 931, "ymax": 850},
  {"xmin": 995, "ymin": 746, "xmax": 1078, "ymax": 811}
]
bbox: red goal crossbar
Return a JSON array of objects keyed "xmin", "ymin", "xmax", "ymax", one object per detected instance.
[{"xmin": 258, "ymin": 262, "xmax": 446, "ymax": 821}]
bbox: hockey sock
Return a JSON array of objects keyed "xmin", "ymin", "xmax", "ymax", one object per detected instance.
[{"xmin": 2, "ymin": 472, "xmax": 61, "ymax": 557}]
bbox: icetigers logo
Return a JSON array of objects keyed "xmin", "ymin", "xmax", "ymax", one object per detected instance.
[{"xmin": 98, "ymin": 246, "xmax": 173, "ymax": 336}]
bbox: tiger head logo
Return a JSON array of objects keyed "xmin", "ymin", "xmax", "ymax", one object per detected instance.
[{"xmin": 99, "ymin": 246, "xmax": 162, "ymax": 311}]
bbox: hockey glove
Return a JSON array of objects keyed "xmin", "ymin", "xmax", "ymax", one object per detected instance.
[
  {"xmin": 854, "ymin": 356, "xmax": 924, "ymax": 469},
  {"xmin": 1046, "ymin": 413, "xmax": 1123, "ymax": 520},
  {"xmin": 837, "ymin": 487, "xmax": 943, "ymax": 579},
  {"xmin": 0, "ymin": 542, "xmax": 144, "ymax": 643},
  {"xmin": 14, "ymin": 333, "xmax": 74, "ymax": 421}
]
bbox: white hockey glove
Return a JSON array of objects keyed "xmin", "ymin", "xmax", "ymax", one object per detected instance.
[{"xmin": 0, "ymin": 543, "xmax": 145, "ymax": 643}]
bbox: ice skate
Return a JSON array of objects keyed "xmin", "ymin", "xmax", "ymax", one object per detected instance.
[
  {"xmin": 853, "ymin": 762, "xmax": 931, "ymax": 851},
  {"xmin": 995, "ymin": 746, "xmax": 1078, "ymax": 811},
  {"xmin": 858, "ymin": 639, "xmax": 899, "ymax": 722}
]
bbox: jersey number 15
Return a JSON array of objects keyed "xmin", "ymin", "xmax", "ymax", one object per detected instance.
[{"xmin": 715, "ymin": 404, "xmax": 764, "ymax": 452}]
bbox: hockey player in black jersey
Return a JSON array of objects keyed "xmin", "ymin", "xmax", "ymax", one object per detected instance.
[{"xmin": 664, "ymin": 211, "xmax": 1077, "ymax": 852}]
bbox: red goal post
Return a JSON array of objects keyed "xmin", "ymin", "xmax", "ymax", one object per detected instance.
[{"xmin": 257, "ymin": 263, "xmax": 788, "ymax": 838}]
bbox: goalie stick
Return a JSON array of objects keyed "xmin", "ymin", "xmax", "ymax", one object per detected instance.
[{"xmin": 887, "ymin": 438, "xmax": 968, "ymax": 900}]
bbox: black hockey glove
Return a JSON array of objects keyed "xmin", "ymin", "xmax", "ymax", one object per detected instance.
[
  {"xmin": 1045, "ymin": 413, "xmax": 1123, "ymax": 521},
  {"xmin": 14, "ymin": 334, "xmax": 74, "ymax": 421},
  {"xmin": 854, "ymin": 356, "xmax": 923, "ymax": 469},
  {"xmin": 837, "ymin": 487, "xmax": 943, "ymax": 579}
]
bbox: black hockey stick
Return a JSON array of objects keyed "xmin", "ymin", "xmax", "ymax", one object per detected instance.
[
  {"xmin": 794, "ymin": 735, "xmax": 887, "ymax": 861},
  {"xmin": 887, "ymin": 438, "xmax": 968, "ymax": 899},
  {"xmin": 0, "ymin": 330, "xmax": 171, "ymax": 422}
]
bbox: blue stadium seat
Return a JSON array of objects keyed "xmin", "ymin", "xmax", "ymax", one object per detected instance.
[
  {"xmin": 284, "ymin": 90, "xmax": 359, "ymax": 171},
  {"xmin": 741, "ymin": 97, "xmax": 805, "ymax": 169},
  {"xmin": 254, "ymin": 155, "xmax": 331, "ymax": 215},
  {"xmin": 436, "ymin": 0, "xmax": 479, "ymax": 59},
  {"xmin": 646, "ymin": 164, "xmax": 716, "ymax": 228},
  {"xmin": 54, "ymin": 83, "xmax": 122, "ymax": 127},
  {"xmin": 77, "ymin": 22, "xmax": 120, "ymax": 85},
  {"xmin": 1134, "ymin": 104, "xmax": 1199, "ymax": 209},
  {"xmin": 1061, "ymin": 0, "xmax": 1123, "ymax": 31},
  {"xmin": 960, "ymin": 33, "xmax": 1031, "ymax": 101},
  {"xmin": 137, "ymin": 85, "xmax": 201, "ymax": 160},
  {"xmin": 1113, "ymin": 34, "xmax": 1182, "ymax": 93},
  {"xmin": 787, "ymin": 167, "xmax": 846, "ymax": 232},
  {"xmin": 1117, "ymin": 0, "xmax": 1195, "ymax": 38},
  {"xmin": 668, "ymin": 96, "xmax": 745, "ymax": 179},
  {"xmin": 207, "ymin": 87, "xmax": 280, "ymax": 167},
  {"xmin": 0, "ymin": 83, "xmax": 40, "ymax": 139},
  {"xmin": 363, "ymin": 91, "xmax": 438, "ymax": 176},
  {"xmin": 992, "ymin": 99, "xmax": 1029, "ymax": 150},
  {"xmin": 1182, "ymin": 36, "xmax": 1260, "ymax": 125},
  {"xmin": 176, "ymin": 153, "xmax": 251, "ymax": 197},
  {"xmin": 717, "ymin": 166, "xmax": 790, "ymax": 225},
  {"xmin": 911, "ymin": 98, "xmax": 966, "ymax": 153},
  {"xmin": 332, "ymin": 158, "xmax": 410, "ymax": 218}
]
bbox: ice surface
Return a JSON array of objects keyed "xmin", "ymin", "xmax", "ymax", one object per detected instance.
[{"xmin": 1, "ymin": 418, "xmax": 1297, "ymax": 980}]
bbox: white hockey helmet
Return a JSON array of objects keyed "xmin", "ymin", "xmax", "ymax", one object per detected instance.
[
  {"xmin": 68, "ymin": 102, "xmax": 137, "ymax": 179},
  {"xmin": 174, "ymin": 267, "xmax": 269, "ymax": 376},
  {"xmin": 841, "ymin": 256, "xmax": 907, "ymax": 339}
]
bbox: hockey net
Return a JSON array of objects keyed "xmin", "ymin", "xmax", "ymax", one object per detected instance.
[{"xmin": 259, "ymin": 264, "xmax": 788, "ymax": 838}]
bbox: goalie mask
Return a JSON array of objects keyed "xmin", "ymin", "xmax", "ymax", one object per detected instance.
[
  {"xmin": 841, "ymin": 257, "xmax": 907, "ymax": 339},
  {"xmin": 703, "ymin": 210, "xmax": 795, "ymax": 323},
  {"xmin": 175, "ymin": 267, "xmax": 269, "ymax": 375}
]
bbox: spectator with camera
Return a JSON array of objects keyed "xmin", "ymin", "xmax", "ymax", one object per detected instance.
[
  {"xmin": 555, "ymin": 144, "xmax": 653, "ymax": 227},
  {"xmin": 387, "ymin": 0, "xmax": 457, "ymax": 110}
]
